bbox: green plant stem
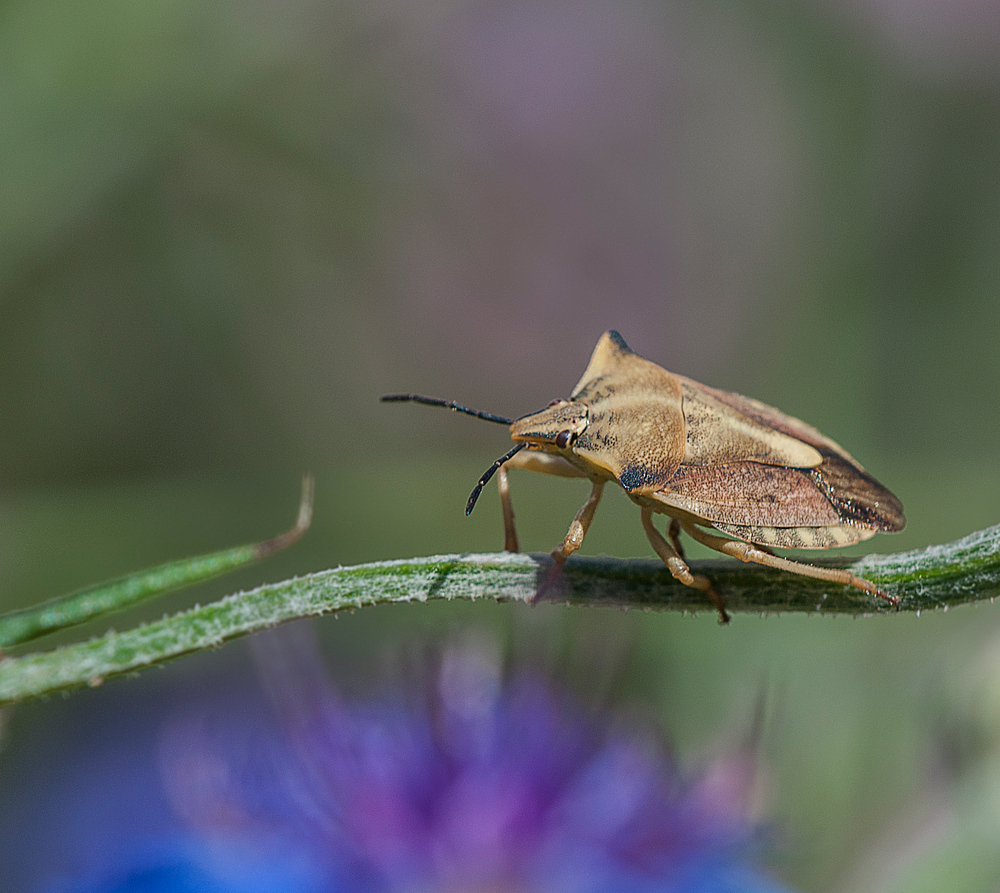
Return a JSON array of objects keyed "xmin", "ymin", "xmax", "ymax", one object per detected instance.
[
  {"xmin": 2, "ymin": 522, "xmax": 999, "ymax": 706},
  {"xmin": 0, "ymin": 477, "xmax": 314, "ymax": 648}
]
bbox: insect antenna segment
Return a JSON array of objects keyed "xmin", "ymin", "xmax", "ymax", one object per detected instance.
[
  {"xmin": 466, "ymin": 443, "xmax": 527, "ymax": 516},
  {"xmin": 380, "ymin": 394, "xmax": 513, "ymax": 426},
  {"xmin": 379, "ymin": 393, "xmax": 524, "ymax": 516}
]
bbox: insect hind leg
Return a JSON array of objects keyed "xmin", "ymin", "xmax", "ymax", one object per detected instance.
[
  {"xmin": 667, "ymin": 518, "xmax": 685, "ymax": 560},
  {"xmin": 680, "ymin": 522, "xmax": 898, "ymax": 608},
  {"xmin": 641, "ymin": 509, "xmax": 729, "ymax": 623}
]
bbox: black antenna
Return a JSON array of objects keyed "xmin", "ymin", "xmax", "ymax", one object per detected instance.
[
  {"xmin": 380, "ymin": 394, "xmax": 512, "ymax": 426},
  {"xmin": 466, "ymin": 442, "xmax": 527, "ymax": 516}
]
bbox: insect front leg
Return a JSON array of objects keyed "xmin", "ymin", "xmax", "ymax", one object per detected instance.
[
  {"xmin": 679, "ymin": 522, "xmax": 899, "ymax": 609},
  {"xmin": 497, "ymin": 465, "xmax": 519, "ymax": 552},
  {"xmin": 641, "ymin": 509, "xmax": 730, "ymax": 623},
  {"xmin": 531, "ymin": 480, "xmax": 605, "ymax": 603},
  {"xmin": 500, "ymin": 450, "xmax": 588, "ymax": 555}
]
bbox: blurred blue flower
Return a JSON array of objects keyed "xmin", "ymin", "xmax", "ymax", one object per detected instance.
[{"xmin": 50, "ymin": 638, "xmax": 793, "ymax": 893}]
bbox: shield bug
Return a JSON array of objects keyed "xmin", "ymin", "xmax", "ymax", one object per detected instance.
[{"xmin": 383, "ymin": 331, "xmax": 905, "ymax": 621}]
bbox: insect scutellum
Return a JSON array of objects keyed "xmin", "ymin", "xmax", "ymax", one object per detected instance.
[{"xmin": 382, "ymin": 331, "xmax": 905, "ymax": 622}]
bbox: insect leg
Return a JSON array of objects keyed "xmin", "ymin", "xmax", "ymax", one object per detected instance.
[
  {"xmin": 667, "ymin": 518, "xmax": 685, "ymax": 560},
  {"xmin": 679, "ymin": 522, "xmax": 899, "ymax": 608},
  {"xmin": 552, "ymin": 480, "xmax": 605, "ymax": 564},
  {"xmin": 641, "ymin": 509, "xmax": 729, "ymax": 623},
  {"xmin": 531, "ymin": 480, "xmax": 605, "ymax": 603},
  {"xmin": 497, "ymin": 465, "xmax": 520, "ymax": 553}
]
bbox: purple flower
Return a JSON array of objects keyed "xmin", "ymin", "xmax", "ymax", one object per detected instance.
[{"xmin": 45, "ymin": 637, "xmax": 794, "ymax": 893}]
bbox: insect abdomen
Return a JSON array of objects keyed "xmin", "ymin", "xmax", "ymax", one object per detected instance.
[{"xmin": 710, "ymin": 521, "xmax": 875, "ymax": 550}]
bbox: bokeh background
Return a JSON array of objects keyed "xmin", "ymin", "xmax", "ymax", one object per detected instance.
[{"xmin": 3, "ymin": 0, "xmax": 1000, "ymax": 889}]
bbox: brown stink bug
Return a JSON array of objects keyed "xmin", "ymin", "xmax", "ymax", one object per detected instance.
[{"xmin": 383, "ymin": 330, "xmax": 905, "ymax": 621}]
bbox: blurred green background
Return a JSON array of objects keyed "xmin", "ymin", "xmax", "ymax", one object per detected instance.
[{"xmin": 3, "ymin": 0, "xmax": 1000, "ymax": 889}]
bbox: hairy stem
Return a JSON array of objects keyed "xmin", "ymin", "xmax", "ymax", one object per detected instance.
[
  {"xmin": 2, "ymin": 523, "xmax": 998, "ymax": 706},
  {"xmin": 0, "ymin": 477, "xmax": 313, "ymax": 648}
]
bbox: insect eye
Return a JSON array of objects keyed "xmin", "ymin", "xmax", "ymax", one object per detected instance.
[{"xmin": 555, "ymin": 430, "xmax": 574, "ymax": 449}]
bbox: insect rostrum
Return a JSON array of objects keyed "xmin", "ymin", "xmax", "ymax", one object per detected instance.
[{"xmin": 383, "ymin": 331, "xmax": 904, "ymax": 622}]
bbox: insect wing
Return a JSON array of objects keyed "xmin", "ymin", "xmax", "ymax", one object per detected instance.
[
  {"xmin": 657, "ymin": 378, "xmax": 905, "ymax": 537},
  {"xmin": 654, "ymin": 462, "xmax": 842, "ymax": 527}
]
